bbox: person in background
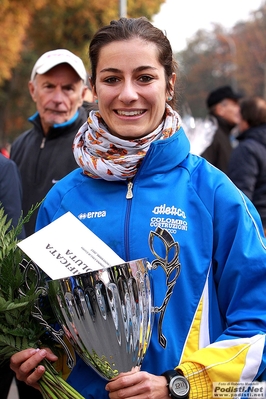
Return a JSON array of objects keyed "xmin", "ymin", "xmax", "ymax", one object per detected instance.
[
  {"xmin": 10, "ymin": 48, "xmax": 88, "ymax": 399},
  {"xmin": 10, "ymin": 17, "xmax": 266, "ymax": 399},
  {"xmin": 0, "ymin": 153, "xmax": 23, "ymax": 232},
  {"xmin": 201, "ymin": 85, "xmax": 242, "ymax": 173},
  {"xmin": 0, "ymin": 153, "xmax": 24, "ymax": 399},
  {"xmin": 10, "ymin": 49, "xmax": 88, "ymax": 238},
  {"xmin": 228, "ymin": 96, "xmax": 266, "ymax": 235},
  {"xmin": 82, "ymin": 83, "xmax": 98, "ymax": 114},
  {"xmin": 0, "ymin": 145, "xmax": 10, "ymax": 158}
]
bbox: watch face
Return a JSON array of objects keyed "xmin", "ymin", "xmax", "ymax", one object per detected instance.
[{"xmin": 169, "ymin": 375, "xmax": 190, "ymax": 397}]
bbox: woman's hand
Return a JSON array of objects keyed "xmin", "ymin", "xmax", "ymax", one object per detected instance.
[
  {"xmin": 105, "ymin": 368, "xmax": 169, "ymax": 399},
  {"xmin": 10, "ymin": 348, "xmax": 58, "ymax": 390}
]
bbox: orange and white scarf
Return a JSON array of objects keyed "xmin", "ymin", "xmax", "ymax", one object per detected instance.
[{"xmin": 73, "ymin": 104, "xmax": 180, "ymax": 181}]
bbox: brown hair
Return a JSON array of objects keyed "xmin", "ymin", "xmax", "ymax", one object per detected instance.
[
  {"xmin": 240, "ymin": 97, "xmax": 266, "ymax": 127},
  {"xmin": 89, "ymin": 17, "xmax": 178, "ymax": 108}
]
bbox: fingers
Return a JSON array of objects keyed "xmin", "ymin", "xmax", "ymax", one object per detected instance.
[
  {"xmin": 10, "ymin": 348, "xmax": 58, "ymax": 390},
  {"xmin": 41, "ymin": 347, "xmax": 59, "ymax": 362},
  {"xmin": 106, "ymin": 371, "xmax": 169, "ymax": 399},
  {"xmin": 23, "ymin": 364, "xmax": 46, "ymax": 390},
  {"xmin": 106, "ymin": 369, "xmax": 142, "ymax": 393},
  {"xmin": 109, "ymin": 366, "xmax": 140, "ymax": 382}
]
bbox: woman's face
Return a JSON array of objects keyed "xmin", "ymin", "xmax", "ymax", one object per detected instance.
[{"xmin": 92, "ymin": 38, "xmax": 176, "ymax": 139}]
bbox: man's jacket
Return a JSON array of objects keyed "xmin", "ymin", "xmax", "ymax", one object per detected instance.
[
  {"xmin": 228, "ymin": 123, "xmax": 266, "ymax": 228},
  {"xmin": 201, "ymin": 115, "xmax": 235, "ymax": 174},
  {"xmin": 10, "ymin": 108, "xmax": 87, "ymax": 236}
]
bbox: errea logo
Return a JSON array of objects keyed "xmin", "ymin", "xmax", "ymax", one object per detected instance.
[
  {"xmin": 152, "ymin": 204, "xmax": 186, "ymax": 219},
  {"xmin": 78, "ymin": 210, "xmax": 106, "ymax": 219}
]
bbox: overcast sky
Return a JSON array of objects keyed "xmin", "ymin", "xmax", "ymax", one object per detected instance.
[{"xmin": 153, "ymin": 0, "xmax": 263, "ymax": 52}]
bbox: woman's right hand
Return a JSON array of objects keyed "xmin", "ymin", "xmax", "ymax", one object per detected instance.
[{"xmin": 10, "ymin": 348, "xmax": 58, "ymax": 390}]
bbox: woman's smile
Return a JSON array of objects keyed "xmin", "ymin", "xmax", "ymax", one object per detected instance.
[{"xmin": 115, "ymin": 109, "xmax": 146, "ymax": 117}]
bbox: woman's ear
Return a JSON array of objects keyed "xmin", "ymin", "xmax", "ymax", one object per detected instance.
[{"xmin": 169, "ymin": 73, "xmax": 176, "ymax": 95}]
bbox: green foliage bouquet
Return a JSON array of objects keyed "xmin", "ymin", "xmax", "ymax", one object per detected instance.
[{"xmin": 0, "ymin": 206, "xmax": 85, "ymax": 399}]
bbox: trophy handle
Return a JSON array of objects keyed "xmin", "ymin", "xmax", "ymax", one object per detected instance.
[
  {"xmin": 149, "ymin": 227, "xmax": 181, "ymax": 348},
  {"xmin": 31, "ymin": 301, "xmax": 75, "ymax": 369},
  {"xmin": 19, "ymin": 258, "xmax": 75, "ymax": 369}
]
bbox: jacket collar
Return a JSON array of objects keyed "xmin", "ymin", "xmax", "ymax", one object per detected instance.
[
  {"xmin": 137, "ymin": 127, "xmax": 190, "ymax": 176},
  {"xmin": 28, "ymin": 107, "xmax": 87, "ymax": 139}
]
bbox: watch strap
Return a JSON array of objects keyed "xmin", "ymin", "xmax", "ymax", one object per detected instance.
[
  {"xmin": 161, "ymin": 368, "xmax": 184, "ymax": 382},
  {"xmin": 161, "ymin": 369, "xmax": 189, "ymax": 399}
]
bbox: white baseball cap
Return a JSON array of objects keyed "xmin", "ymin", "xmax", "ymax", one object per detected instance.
[{"xmin": 30, "ymin": 49, "xmax": 87, "ymax": 82}]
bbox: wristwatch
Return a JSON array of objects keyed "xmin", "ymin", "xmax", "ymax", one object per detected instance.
[{"xmin": 162, "ymin": 369, "xmax": 190, "ymax": 399}]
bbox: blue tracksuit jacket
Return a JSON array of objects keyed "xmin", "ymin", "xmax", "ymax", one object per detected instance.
[{"xmin": 36, "ymin": 126, "xmax": 266, "ymax": 399}]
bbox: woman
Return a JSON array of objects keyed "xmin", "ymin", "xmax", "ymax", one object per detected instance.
[{"xmin": 10, "ymin": 17, "xmax": 266, "ymax": 399}]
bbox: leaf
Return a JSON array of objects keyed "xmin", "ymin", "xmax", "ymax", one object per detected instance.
[
  {"xmin": 0, "ymin": 203, "xmax": 57, "ymax": 364},
  {"xmin": 0, "ymin": 202, "xmax": 86, "ymax": 397}
]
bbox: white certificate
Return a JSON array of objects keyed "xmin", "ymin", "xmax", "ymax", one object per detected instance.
[{"xmin": 18, "ymin": 212, "xmax": 124, "ymax": 280}]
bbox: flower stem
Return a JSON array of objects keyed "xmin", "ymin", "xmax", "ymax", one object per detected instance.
[{"xmin": 38, "ymin": 360, "xmax": 85, "ymax": 399}]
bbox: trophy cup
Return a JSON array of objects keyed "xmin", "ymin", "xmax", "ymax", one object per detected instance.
[
  {"xmin": 27, "ymin": 225, "xmax": 180, "ymax": 381},
  {"xmin": 45, "ymin": 258, "xmax": 153, "ymax": 380}
]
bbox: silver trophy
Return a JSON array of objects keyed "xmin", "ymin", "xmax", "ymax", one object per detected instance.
[
  {"xmin": 28, "ymin": 227, "xmax": 181, "ymax": 380},
  {"xmin": 45, "ymin": 258, "xmax": 153, "ymax": 380}
]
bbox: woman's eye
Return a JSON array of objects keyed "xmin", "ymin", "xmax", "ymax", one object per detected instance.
[
  {"xmin": 139, "ymin": 75, "xmax": 153, "ymax": 83},
  {"xmin": 104, "ymin": 77, "xmax": 119, "ymax": 83}
]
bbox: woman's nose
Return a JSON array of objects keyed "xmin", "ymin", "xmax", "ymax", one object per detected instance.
[{"xmin": 118, "ymin": 81, "xmax": 138, "ymax": 104}]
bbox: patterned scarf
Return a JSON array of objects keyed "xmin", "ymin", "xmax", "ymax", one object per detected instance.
[{"xmin": 73, "ymin": 104, "xmax": 181, "ymax": 181}]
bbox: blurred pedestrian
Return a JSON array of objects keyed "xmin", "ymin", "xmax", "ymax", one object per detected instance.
[
  {"xmin": 0, "ymin": 153, "xmax": 24, "ymax": 399},
  {"xmin": 201, "ymin": 85, "xmax": 242, "ymax": 173},
  {"xmin": 228, "ymin": 96, "xmax": 266, "ymax": 235},
  {"xmin": 0, "ymin": 153, "xmax": 24, "ymax": 235},
  {"xmin": 10, "ymin": 49, "xmax": 88, "ymax": 237},
  {"xmin": 0, "ymin": 145, "xmax": 10, "ymax": 158}
]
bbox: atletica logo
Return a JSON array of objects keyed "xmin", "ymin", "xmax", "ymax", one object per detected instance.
[
  {"xmin": 150, "ymin": 205, "xmax": 188, "ymax": 233},
  {"xmin": 152, "ymin": 204, "xmax": 186, "ymax": 219}
]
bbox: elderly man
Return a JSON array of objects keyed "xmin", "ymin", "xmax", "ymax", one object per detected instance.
[
  {"xmin": 10, "ymin": 49, "xmax": 88, "ymax": 237},
  {"xmin": 201, "ymin": 85, "xmax": 242, "ymax": 174}
]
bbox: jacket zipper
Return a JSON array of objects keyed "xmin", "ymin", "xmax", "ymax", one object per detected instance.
[
  {"xmin": 34, "ymin": 137, "xmax": 46, "ymax": 184},
  {"xmin": 126, "ymin": 180, "xmax": 133, "ymax": 199},
  {"xmin": 124, "ymin": 149, "xmax": 149, "ymax": 259},
  {"xmin": 40, "ymin": 137, "xmax": 46, "ymax": 149},
  {"xmin": 124, "ymin": 179, "xmax": 134, "ymax": 260}
]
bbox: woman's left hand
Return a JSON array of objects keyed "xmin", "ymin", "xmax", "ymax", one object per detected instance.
[{"xmin": 105, "ymin": 368, "xmax": 169, "ymax": 399}]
